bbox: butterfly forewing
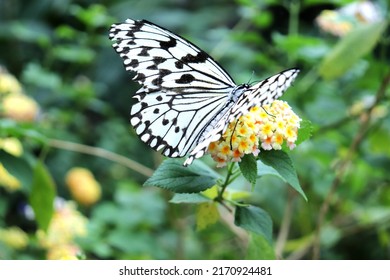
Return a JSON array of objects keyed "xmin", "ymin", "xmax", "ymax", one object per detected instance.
[
  {"xmin": 109, "ymin": 18, "xmax": 299, "ymax": 166},
  {"xmin": 109, "ymin": 19, "xmax": 237, "ymax": 158}
]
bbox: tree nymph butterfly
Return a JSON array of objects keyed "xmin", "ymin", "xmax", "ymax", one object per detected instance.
[{"xmin": 109, "ymin": 19, "xmax": 299, "ymax": 166}]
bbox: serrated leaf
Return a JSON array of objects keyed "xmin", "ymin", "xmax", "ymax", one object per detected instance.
[
  {"xmin": 239, "ymin": 154, "xmax": 257, "ymax": 185},
  {"xmin": 234, "ymin": 205, "xmax": 273, "ymax": 244},
  {"xmin": 144, "ymin": 158, "xmax": 220, "ymax": 193},
  {"xmin": 0, "ymin": 150, "xmax": 33, "ymax": 191},
  {"xmin": 196, "ymin": 202, "xmax": 219, "ymax": 231},
  {"xmin": 319, "ymin": 21, "xmax": 387, "ymax": 80},
  {"xmin": 169, "ymin": 193, "xmax": 211, "ymax": 204},
  {"xmin": 258, "ymin": 150, "xmax": 307, "ymax": 200},
  {"xmin": 246, "ymin": 233, "xmax": 276, "ymax": 260},
  {"xmin": 29, "ymin": 161, "xmax": 56, "ymax": 231}
]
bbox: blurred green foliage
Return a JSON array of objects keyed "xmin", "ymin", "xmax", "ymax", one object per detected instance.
[{"xmin": 0, "ymin": 0, "xmax": 389, "ymax": 260}]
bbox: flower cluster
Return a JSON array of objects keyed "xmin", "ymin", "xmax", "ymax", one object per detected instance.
[
  {"xmin": 0, "ymin": 137, "xmax": 24, "ymax": 191},
  {"xmin": 37, "ymin": 199, "xmax": 88, "ymax": 260},
  {"xmin": 316, "ymin": 1, "xmax": 382, "ymax": 37},
  {"xmin": 207, "ymin": 100, "xmax": 301, "ymax": 168},
  {"xmin": 0, "ymin": 226, "xmax": 29, "ymax": 250},
  {"xmin": 0, "ymin": 67, "xmax": 39, "ymax": 122}
]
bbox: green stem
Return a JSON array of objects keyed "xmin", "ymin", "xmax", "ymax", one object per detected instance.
[
  {"xmin": 288, "ymin": 0, "xmax": 300, "ymax": 36},
  {"xmin": 216, "ymin": 162, "xmax": 236, "ymax": 202}
]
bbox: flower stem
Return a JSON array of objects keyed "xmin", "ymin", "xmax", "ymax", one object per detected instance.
[{"xmin": 216, "ymin": 162, "xmax": 236, "ymax": 202}]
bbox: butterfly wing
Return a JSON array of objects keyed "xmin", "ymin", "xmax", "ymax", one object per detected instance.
[
  {"xmin": 109, "ymin": 19, "xmax": 236, "ymax": 158},
  {"xmin": 183, "ymin": 68, "xmax": 300, "ymax": 166}
]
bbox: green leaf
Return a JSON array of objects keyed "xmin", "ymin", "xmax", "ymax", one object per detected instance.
[
  {"xmin": 29, "ymin": 161, "xmax": 56, "ymax": 231},
  {"xmin": 319, "ymin": 21, "xmax": 387, "ymax": 80},
  {"xmin": 0, "ymin": 150, "xmax": 33, "ymax": 191},
  {"xmin": 169, "ymin": 193, "xmax": 212, "ymax": 204},
  {"xmin": 239, "ymin": 154, "xmax": 257, "ymax": 185},
  {"xmin": 22, "ymin": 63, "xmax": 62, "ymax": 90},
  {"xmin": 234, "ymin": 205, "xmax": 273, "ymax": 244},
  {"xmin": 144, "ymin": 158, "xmax": 220, "ymax": 193},
  {"xmin": 296, "ymin": 119, "xmax": 313, "ymax": 145},
  {"xmin": 246, "ymin": 233, "xmax": 276, "ymax": 260},
  {"xmin": 52, "ymin": 45, "xmax": 95, "ymax": 64},
  {"xmin": 258, "ymin": 150, "xmax": 307, "ymax": 201}
]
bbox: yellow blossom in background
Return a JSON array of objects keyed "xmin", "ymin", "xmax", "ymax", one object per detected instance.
[
  {"xmin": 0, "ymin": 137, "xmax": 23, "ymax": 157},
  {"xmin": 1, "ymin": 93, "xmax": 39, "ymax": 122},
  {"xmin": 46, "ymin": 244, "xmax": 81, "ymax": 260},
  {"xmin": 65, "ymin": 167, "xmax": 102, "ymax": 206},
  {"xmin": 37, "ymin": 201, "xmax": 88, "ymax": 250},
  {"xmin": 316, "ymin": 1, "xmax": 383, "ymax": 37},
  {"xmin": 0, "ymin": 163, "xmax": 21, "ymax": 191},
  {"xmin": 0, "ymin": 68, "xmax": 39, "ymax": 122},
  {"xmin": 0, "ymin": 68, "xmax": 24, "ymax": 95},
  {"xmin": 208, "ymin": 100, "xmax": 301, "ymax": 168},
  {"xmin": 0, "ymin": 138, "xmax": 23, "ymax": 191},
  {"xmin": 0, "ymin": 227, "xmax": 29, "ymax": 250}
]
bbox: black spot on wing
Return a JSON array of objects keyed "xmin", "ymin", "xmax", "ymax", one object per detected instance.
[
  {"xmin": 134, "ymin": 73, "xmax": 146, "ymax": 83},
  {"xmin": 175, "ymin": 61, "xmax": 184, "ymax": 69},
  {"xmin": 176, "ymin": 74, "xmax": 195, "ymax": 84},
  {"xmin": 159, "ymin": 69, "xmax": 172, "ymax": 77},
  {"xmin": 153, "ymin": 57, "xmax": 167, "ymax": 65},
  {"xmin": 139, "ymin": 47, "xmax": 152, "ymax": 56},
  {"xmin": 181, "ymin": 51, "xmax": 208, "ymax": 64},
  {"xmin": 147, "ymin": 64, "xmax": 158, "ymax": 70},
  {"xmin": 160, "ymin": 37, "xmax": 177, "ymax": 50},
  {"xmin": 128, "ymin": 59, "xmax": 139, "ymax": 68},
  {"xmin": 140, "ymin": 102, "xmax": 148, "ymax": 110},
  {"xmin": 121, "ymin": 46, "xmax": 131, "ymax": 54},
  {"xmin": 152, "ymin": 77, "xmax": 163, "ymax": 86}
]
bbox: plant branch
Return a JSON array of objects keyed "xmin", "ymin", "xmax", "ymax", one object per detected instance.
[
  {"xmin": 312, "ymin": 70, "xmax": 390, "ymax": 259},
  {"xmin": 275, "ymin": 188, "xmax": 296, "ymax": 258},
  {"xmin": 47, "ymin": 138, "xmax": 154, "ymax": 177}
]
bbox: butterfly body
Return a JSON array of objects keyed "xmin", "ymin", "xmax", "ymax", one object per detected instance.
[{"xmin": 109, "ymin": 19, "xmax": 299, "ymax": 166}]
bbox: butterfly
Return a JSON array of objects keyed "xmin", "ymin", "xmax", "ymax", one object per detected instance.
[{"xmin": 109, "ymin": 19, "xmax": 299, "ymax": 166}]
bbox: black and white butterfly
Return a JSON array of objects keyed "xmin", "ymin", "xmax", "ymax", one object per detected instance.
[{"xmin": 109, "ymin": 19, "xmax": 299, "ymax": 166}]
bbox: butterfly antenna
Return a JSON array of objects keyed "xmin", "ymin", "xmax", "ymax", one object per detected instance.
[
  {"xmin": 247, "ymin": 70, "xmax": 255, "ymax": 85},
  {"xmin": 262, "ymin": 106, "xmax": 276, "ymax": 118}
]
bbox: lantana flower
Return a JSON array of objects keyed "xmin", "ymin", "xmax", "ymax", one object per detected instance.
[{"xmin": 208, "ymin": 100, "xmax": 301, "ymax": 168}]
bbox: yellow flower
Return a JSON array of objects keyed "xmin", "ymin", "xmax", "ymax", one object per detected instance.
[
  {"xmin": 46, "ymin": 244, "xmax": 81, "ymax": 260},
  {"xmin": 1, "ymin": 93, "xmax": 39, "ymax": 122},
  {"xmin": 37, "ymin": 201, "xmax": 88, "ymax": 249},
  {"xmin": 0, "ymin": 227, "xmax": 29, "ymax": 249},
  {"xmin": 0, "ymin": 137, "xmax": 23, "ymax": 157},
  {"xmin": 0, "ymin": 163, "xmax": 21, "ymax": 191},
  {"xmin": 0, "ymin": 69, "xmax": 24, "ymax": 95},
  {"xmin": 208, "ymin": 100, "xmax": 301, "ymax": 167},
  {"xmin": 65, "ymin": 167, "xmax": 101, "ymax": 206}
]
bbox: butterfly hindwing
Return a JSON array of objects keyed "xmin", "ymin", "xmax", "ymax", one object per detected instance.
[{"xmin": 182, "ymin": 69, "xmax": 300, "ymax": 166}]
